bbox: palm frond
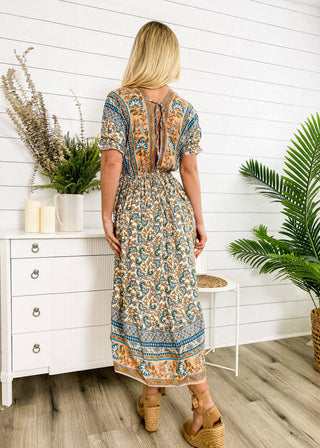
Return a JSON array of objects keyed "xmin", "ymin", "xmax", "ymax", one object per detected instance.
[
  {"xmin": 229, "ymin": 230, "xmax": 320, "ymax": 299},
  {"xmin": 239, "ymin": 159, "xmax": 287, "ymax": 202},
  {"xmin": 229, "ymin": 225, "xmax": 293, "ymax": 271},
  {"xmin": 280, "ymin": 112, "xmax": 320, "ymax": 259},
  {"xmin": 264, "ymin": 253, "xmax": 320, "ymax": 297},
  {"xmin": 252, "ymin": 224, "xmax": 292, "ymax": 250}
]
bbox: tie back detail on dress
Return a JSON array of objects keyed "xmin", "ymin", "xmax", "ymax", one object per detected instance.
[{"xmin": 98, "ymin": 86, "xmax": 202, "ymax": 177}]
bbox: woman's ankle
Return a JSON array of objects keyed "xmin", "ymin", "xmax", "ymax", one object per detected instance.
[
  {"xmin": 143, "ymin": 385, "xmax": 159, "ymax": 395},
  {"xmin": 198, "ymin": 395, "xmax": 215, "ymax": 409},
  {"xmin": 190, "ymin": 397, "xmax": 215, "ymax": 433},
  {"xmin": 188, "ymin": 381, "xmax": 215, "ymax": 409}
]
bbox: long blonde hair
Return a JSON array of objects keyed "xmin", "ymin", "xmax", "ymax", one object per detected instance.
[{"xmin": 121, "ymin": 21, "xmax": 180, "ymax": 89}]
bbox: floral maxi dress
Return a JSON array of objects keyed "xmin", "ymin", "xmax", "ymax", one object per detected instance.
[{"xmin": 98, "ymin": 86, "xmax": 207, "ymax": 387}]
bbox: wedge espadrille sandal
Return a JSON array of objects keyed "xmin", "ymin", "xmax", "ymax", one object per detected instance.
[
  {"xmin": 137, "ymin": 386, "xmax": 166, "ymax": 432},
  {"xmin": 182, "ymin": 388, "xmax": 225, "ymax": 448}
]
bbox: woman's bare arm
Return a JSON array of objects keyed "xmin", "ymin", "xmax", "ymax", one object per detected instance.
[
  {"xmin": 100, "ymin": 149, "xmax": 123, "ymax": 258},
  {"xmin": 179, "ymin": 154, "xmax": 207, "ymax": 257}
]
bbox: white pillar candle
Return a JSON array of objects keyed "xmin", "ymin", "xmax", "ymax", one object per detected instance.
[
  {"xmin": 40, "ymin": 206, "xmax": 56, "ymax": 233},
  {"xmin": 25, "ymin": 200, "xmax": 41, "ymax": 233}
]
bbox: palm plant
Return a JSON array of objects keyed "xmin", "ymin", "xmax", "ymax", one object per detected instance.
[
  {"xmin": 228, "ymin": 113, "xmax": 320, "ymax": 316},
  {"xmin": 32, "ymin": 132, "xmax": 101, "ymax": 194}
]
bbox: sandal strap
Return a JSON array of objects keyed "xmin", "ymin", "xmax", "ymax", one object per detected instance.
[
  {"xmin": 189, "ymin": 388, "xmax": 222, "ymax": 427},
  {"xmin": 189, "ymin": 388, "xmax": 210, "ymax": 405},
  {"xmin": 144, "ymin": 393, "xmax": 161, "ymax": 407},
  {"xmin": 159, "ymin": 386, "xmax": 166, "ymax": 396},
  {"xmin": 195, "ymin": 404, "xmax": 221, "ymax": 427}
]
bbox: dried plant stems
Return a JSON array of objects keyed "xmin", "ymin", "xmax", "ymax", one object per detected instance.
[
  {"xmin": 70, "ymin": 88, "xmax": 85, "ymax": 144},
  {"xmin": 1, "ymin": 47, "xmax": 69, "ymax": 191}
]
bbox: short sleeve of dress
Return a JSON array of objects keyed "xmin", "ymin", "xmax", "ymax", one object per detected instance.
[
  {"xmin": 181, "ymin": 105, "xmax": 202, "ymax": 156},
  {"xmin": 97, "ymin": 92, "xmax": 126, "ymax": 155}
]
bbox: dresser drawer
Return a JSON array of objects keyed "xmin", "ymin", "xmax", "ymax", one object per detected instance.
[
  {"xmin": 12, "ymin": 295, "xmax": 52, "ymax": 334},
  {"xmin": 11, "ymin": 237, "xmax": 111, "ymax": 258},
  {"xmin": 12, "ymin": 331, "xmax": 51, "ymax": 371},
  {"xmin": 11, "ymin": 258, "xmax": 53, "ymax": 296},
  {"xmin": 52, "ymin": 290, "xmax": 112, "ymax": 329},
  {"xmin": 52, "ymin": 325, "xmax": 112, "ymax": 366},
  {"xmin": 11, "ymin": 255, "xmax": 114, "ymax": 296},
  {"xmin": 12, "ymin": 290, "xmax": 113, "ymax": 334}
]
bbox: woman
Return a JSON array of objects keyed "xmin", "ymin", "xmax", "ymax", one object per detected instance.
[{"xmin": 98, "ymin": 20, "xmax": 224, "ymax": 448}]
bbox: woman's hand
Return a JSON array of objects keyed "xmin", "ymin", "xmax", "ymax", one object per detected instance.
[
  {"xmin": 104, "ymin": 220, "xmax": 122, "ymax": 259},
  {"xmin": 195, "ymin": 222, "xmax": 207, "ymax": 258}
]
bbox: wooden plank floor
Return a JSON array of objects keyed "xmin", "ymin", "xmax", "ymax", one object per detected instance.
[{"xmin": 1, "ymin": 335, "xmax": 319, "ymax": 448}]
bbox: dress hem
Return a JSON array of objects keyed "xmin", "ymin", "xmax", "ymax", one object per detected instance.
[{"xmin": 113, "ymin": 364, "xmax": 207, "ymax": 388}]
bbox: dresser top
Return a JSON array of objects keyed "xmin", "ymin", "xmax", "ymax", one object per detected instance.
[{"xmin": 0, "ymin": 228, "xmax": 106, "ymax": 239}]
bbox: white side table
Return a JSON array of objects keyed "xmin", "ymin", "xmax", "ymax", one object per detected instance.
[{"xmin": 196, "ymin": 249, "xmax": 240, "ymax": 377}]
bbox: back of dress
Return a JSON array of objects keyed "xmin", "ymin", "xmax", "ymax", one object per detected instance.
[
  {"xmin": 98, "ymin": 86, "xmax": 202, "ymax": 175},
  {"xmin": 98, "ymin": 86, "xmax": 207, "ymax": 387}
]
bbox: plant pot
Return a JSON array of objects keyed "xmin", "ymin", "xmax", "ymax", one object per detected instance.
[
  {"xmin": 311, "ymin": 308, "xmax": 320, "ymax": 372},
  {"xmin": 53, "ymin": 193, "xmax": 83, "ymax": 232}
]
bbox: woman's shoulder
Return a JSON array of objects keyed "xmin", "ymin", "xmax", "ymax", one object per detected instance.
[
  {"xmin": 175, "ymin": 95, "xmax": 199, "ymax": 129},
  {"xmin": 173, "ymin": 90, "xmax": 198, "ymax": 118},
  {"xmin": 104, "ymin": 87, "xmax": 126, "ymax": 100},
  {"xmin": 102, "ymin": 88, "xmax": 134, "ymax": 115},
  {"xmin": 104, "ymin": 87, "xmax": 140, "ymax": 111},
  {"xmin": 107, "ymin": 86, "xmax": 138, "ymax": 100}
]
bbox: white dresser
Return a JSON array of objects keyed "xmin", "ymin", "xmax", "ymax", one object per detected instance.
[
  {"xmin": 0, "ymin": 229, "xmax": 115, "ymax": 407},
  {"xmin": 0, "ymin": 229, "xmax": 212, "ymax": 408}
]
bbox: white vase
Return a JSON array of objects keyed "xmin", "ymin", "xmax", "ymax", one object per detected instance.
[{"xmin": 53, "ymin": 193, "xmax": 84, "ymax": 232}]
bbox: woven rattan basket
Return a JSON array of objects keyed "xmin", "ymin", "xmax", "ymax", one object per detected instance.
[
  {"xmin": 196, "ymin": 274, "xmax": 228, "ymax": 288},
  {"xmin": 311, "ymin": 308, "xmax": 320, "ymax": 372}
]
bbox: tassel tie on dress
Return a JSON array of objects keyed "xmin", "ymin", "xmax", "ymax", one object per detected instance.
[{"xmin": 150, "ymin": 99, "xmax": 164, "ymax": 170}]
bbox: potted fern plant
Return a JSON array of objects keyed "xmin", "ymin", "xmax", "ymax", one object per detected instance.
[
  {"xmin": 33, "ymin": 132, "xmax": 101, "ymax": 231},
  {"xmin": 228, "ymin": 113, "xmax": 320, "ymax": 372}
]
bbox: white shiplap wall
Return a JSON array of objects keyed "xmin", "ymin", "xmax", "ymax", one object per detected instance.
[{"xmin": 0, "ymin": 0, "xmax": 319, "ymax": 347}]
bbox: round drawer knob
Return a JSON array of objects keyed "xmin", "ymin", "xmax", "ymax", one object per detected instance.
[
  {"xmin": 31, "ymin": 243, "xmax": 39, "ymax": 253},
  {"xmin": 32, "ymin": 307, "xmax": 40, "ymax": 317},
  {"xmin": 31, "ymin": 269, "xmax": 39, "ymax": 279},
  {"xmin": 32, "ymin": 344, "xmax": 40, "ymax": 353}
]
